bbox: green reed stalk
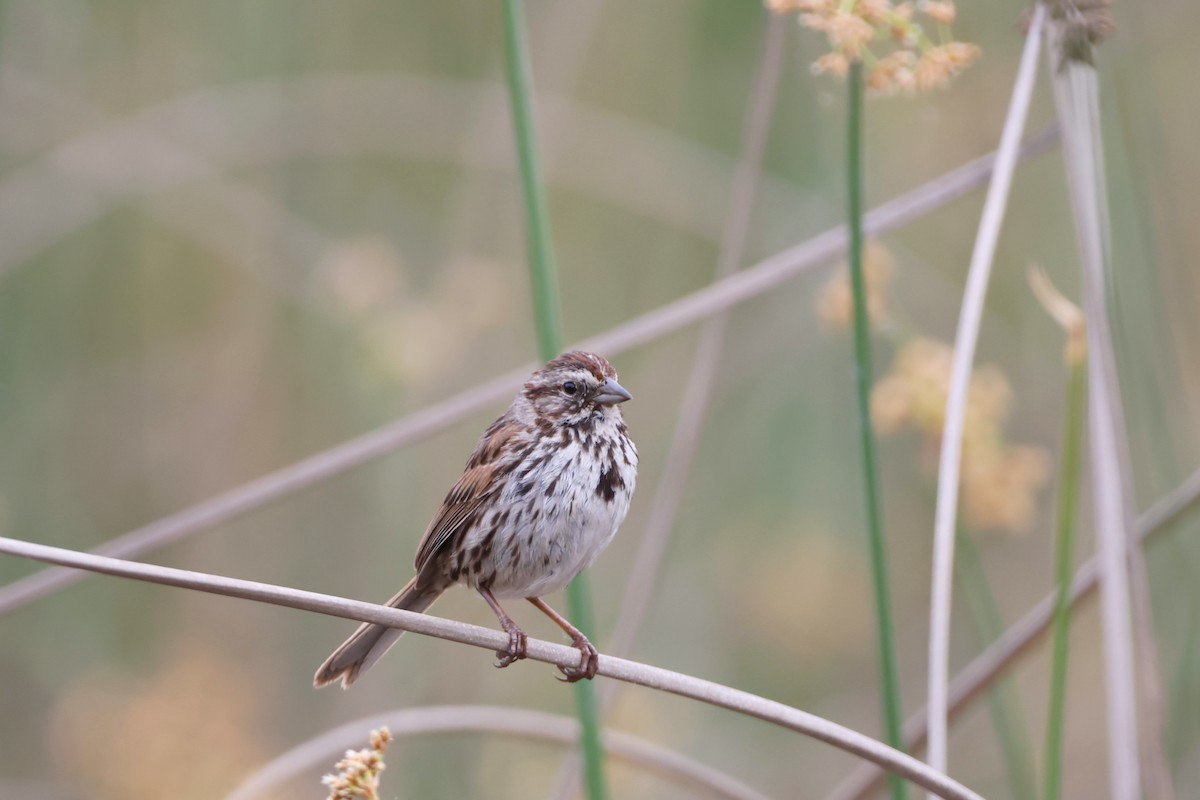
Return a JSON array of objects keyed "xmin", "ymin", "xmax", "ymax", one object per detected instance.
[
  {"xmin": 1044, "ymin": 354, "xmax": 1086, "ymax": 800},
  {"xmin": 955, "ymin": 530, "xmax": 1038, "ymax": 800},
  {"xmin": 846, "ymin": 61, "xmax": 907, "ymax": 800},
  {"xmin": 502, "ymin": 0, "xmax": 564, "ymax": 359},
  {"xmin": 500, "ymin": 2, "xmax": 607, "ymax": 799}
]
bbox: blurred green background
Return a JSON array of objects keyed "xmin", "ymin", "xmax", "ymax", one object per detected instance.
[{"xmin": 1, "ymin": 1, "xmax": 1199, "ymax": 798}]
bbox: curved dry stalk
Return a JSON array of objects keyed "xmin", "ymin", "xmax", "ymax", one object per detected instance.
[
  {"xmin": 0, "ymin": 535, "xmax": 983, "ymax": 800},
  {"xmin": 925, "ymin": 7, "xmax": 1046, "ymax": 785},
  {"xmin": 225, "ymin": 705, "xmax": 770, "ymax": 800},
  {"xmin": 0, "ymin": 74, "xmax": 817, "ymax": 282},
  {"xmin": 0, "ymin": 73, "xmax": 338, "ymax": 308},
  {"xmin": 0, "ymin": 129, "xmax": 1059, "ymax": 618},
  {"xmin": 826, "ymin": 466, "xmax": 1200, "ymax": 800}
]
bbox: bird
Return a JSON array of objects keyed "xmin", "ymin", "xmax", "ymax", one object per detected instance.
[{"xmin": 314, "ymin": 351, "xmax": 637, "ymax": 688}]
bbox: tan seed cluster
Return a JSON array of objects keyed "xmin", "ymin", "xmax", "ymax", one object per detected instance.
[
  {"xmin": 322, "ymin": 727, "xmax": 394, "ymax": 800},
  {"xmin": 871, "ymin": 337, "xmax": 1051, "ymax": 534},
  {"xmin": 767, "ymin": 0, "xmax": 980, "ymax": 95},
  {"xmin": 962, "ymin": 444, "xmax": 1053, "ymax": 535},
  {"xmin": 918, "ymin": 0, "xmax": 955, "ymax": 24}
]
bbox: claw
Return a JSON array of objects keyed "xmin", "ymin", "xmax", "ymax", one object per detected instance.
[
  {"xmin": 494, "ymin": 625, "xmax": 528, "ymax": 669},
  {"xmin": 557, "ymin": 636, "xmax": 599, "ymax": 682}
]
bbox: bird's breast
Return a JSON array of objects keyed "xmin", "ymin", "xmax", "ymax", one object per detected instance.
[{"xmin": 472, "ymin": 422, "xmax": 636, "ymax": 598}]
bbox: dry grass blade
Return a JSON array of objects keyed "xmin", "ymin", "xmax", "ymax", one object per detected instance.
[
  {"xmin": 226, "ymin": 705, "xmax": 771, "ymax": 800},
  {"xmin": 0, "ymin": 535, "xmax": 985, "ymax": 800},
  {"xmin": 1049, "ymin": 20, "xmax": 1141, "ymax": 799},
  {"xmin": 0, "ymin": 129, "xmax": 1058, "ymax": 618},
  {"xmin": 925, "ymin": 7, "xmax": 1046, "ymax": 784},
  {"xmin": 0, "ymin": 75, "xmax": 340, "ymax": 308}
]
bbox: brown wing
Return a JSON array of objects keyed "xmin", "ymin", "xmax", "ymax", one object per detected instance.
[{"xmin": 412, "ymin": 417, "xmax": 526, "ymax": 571}]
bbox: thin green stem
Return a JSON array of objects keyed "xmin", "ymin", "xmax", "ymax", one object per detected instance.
[
  {"xmin": 563, "ymin": 572, "xmax": 605, "ymax": 791},
  {"xmin": 500, "ymin": 2, "xmax": 606, "ymax": 799},
  {"xmin": 955, "ymin": 530, "xmax": 1038, "ymax": 800},
  {"xmin": 1044, "ymin": 355, "xmax": 1087, "ymax": 800},
  {"xmin": 846, "ymin": 61, "xmax": 907, "ymax": 800},
  {"xmin": 502, "ymin": 0, "xmax": 564, "ymax": 362}
]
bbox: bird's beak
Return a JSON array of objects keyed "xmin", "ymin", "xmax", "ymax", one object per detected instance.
[{"xmin": 593, "ymin": 378, "xmax": 632, "ymax": 405}]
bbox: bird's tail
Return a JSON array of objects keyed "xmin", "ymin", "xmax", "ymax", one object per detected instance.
[{"xmin": 313, "ymin": 576, "xmax": 445, "ymax": 689}]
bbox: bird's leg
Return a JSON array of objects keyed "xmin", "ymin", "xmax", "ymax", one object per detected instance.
[
  {"xmin": 527, "ymin": 597, "xmax": 599, "ymax": 682},
  {"xmin": 478, "ymin": 587, "xmax": 527, "ymax": 668}
]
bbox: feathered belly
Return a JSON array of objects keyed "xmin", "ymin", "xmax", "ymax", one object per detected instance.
[
  {"xmin": 473, "ymin": 432, "xmax": 636, "ymax": 599},
  {"xmin": 485, "ymin": 481, "xmax": 632, "ymax": 598}
]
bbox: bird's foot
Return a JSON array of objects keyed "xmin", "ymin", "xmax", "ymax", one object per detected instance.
[
  {"xmin": 494, "ymin": 623, "xmax": 528, "ymax": 669},
  {"xmin": 556, "ymin": 635, "xmax": 599, "ymax": 682}
]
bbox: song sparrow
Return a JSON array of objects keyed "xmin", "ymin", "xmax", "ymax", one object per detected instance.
[{"xmin": 315, "ymin": 351, "xmax": 637, "ymax": 688}]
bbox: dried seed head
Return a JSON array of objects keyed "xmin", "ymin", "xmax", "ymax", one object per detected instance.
[
  {"xmin": 1042, "ymin": 0, "xmax": 1116, "ymax": 67},
  {"xmin": 767, "ymin": 0, "xmax": 978, "ymax": 94},
  {"xmin": 1028, "ymin": 265, "xmax": 1086, "ymax": 364},
  {"xmin": 868, "ymin": 50, "xmax": 919, "ymax": 95},
  {"xmin": 918, "ymin": 0, "xmax": 956, "ymax": 24},
  {"xmin": 870, "ymin": 337, "xmax": 1050, "ymax": 535},
  {"xmin": 322, "ymin": 727, "xmax": 392, "ymax": 800}
]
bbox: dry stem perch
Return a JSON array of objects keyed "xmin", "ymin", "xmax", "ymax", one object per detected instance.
[{"xmin": 0, "ymin": 534, "xmax": 985, "ymax": 800}]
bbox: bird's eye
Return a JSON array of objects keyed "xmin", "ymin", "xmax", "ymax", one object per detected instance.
[{"xmin": 562, "ymin": 381, "xmax": 578, "ymax": 396}]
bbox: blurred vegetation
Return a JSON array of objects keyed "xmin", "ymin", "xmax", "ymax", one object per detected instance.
[{"xmin": 1, "ymin": 1, "xmax": 1199, "ymax": 798}]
